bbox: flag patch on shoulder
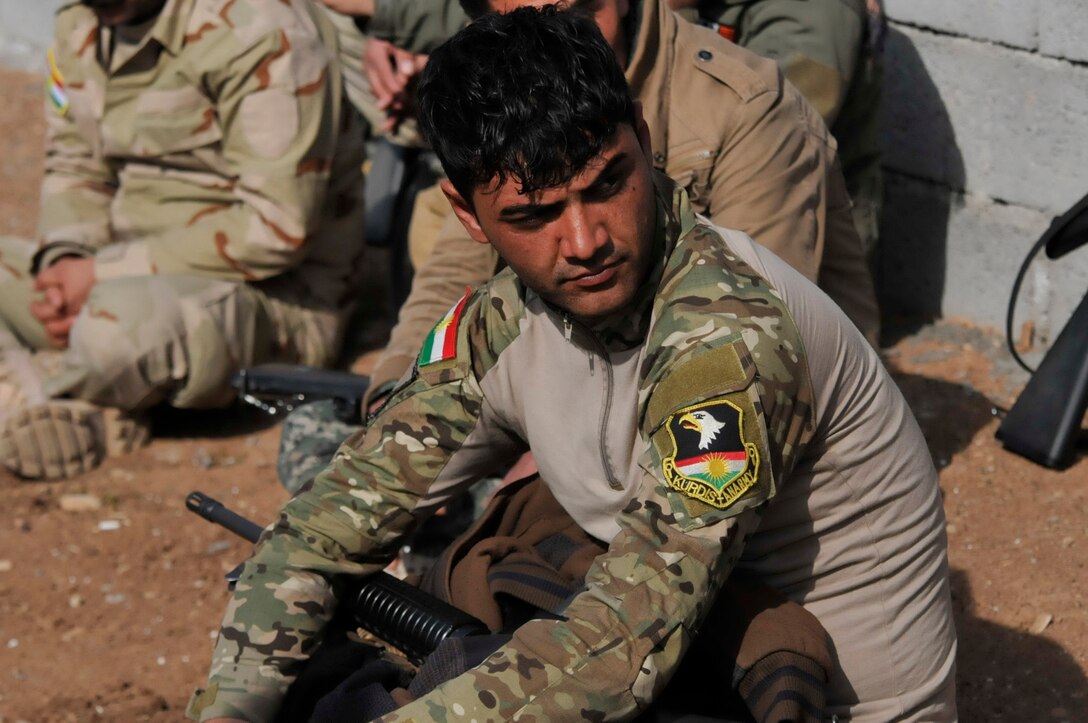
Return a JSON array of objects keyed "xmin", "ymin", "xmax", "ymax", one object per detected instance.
[
  {"xmin": 46, "ymin": 48, "xmax": 68, "ymax": 116},
  {"xmin": 661, "ymin": 399, "xmax": 759, "ymax": 509},
  {"xmin": 418, "ymin": 289, "xmax": 471, "ymax": 366}
]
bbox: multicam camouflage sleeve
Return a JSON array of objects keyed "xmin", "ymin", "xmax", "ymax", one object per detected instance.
[{"xmin": 194, "ymin": 288, "xmax": 519, "ymax": 720}]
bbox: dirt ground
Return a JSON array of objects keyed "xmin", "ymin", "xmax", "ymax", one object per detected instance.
[{"xmin": 1, "ymin": 67, "xmax": 1086, "ymax": 722}]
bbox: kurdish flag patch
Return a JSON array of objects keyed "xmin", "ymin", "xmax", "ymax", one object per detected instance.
[
  {"xmin": 661, "ymin": 399, "xmax": 760, "ymax": 509},
  {"xmin": 418, "ymin": 289, "xmax": 471, "ymax": 366},
  {"xmin": 46, "ymin": 48, "xmax": 69, "ymax": 116}
]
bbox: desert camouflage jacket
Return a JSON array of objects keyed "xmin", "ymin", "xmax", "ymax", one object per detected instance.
[
  {"xmin": 193, "ymin": 176, "xmax": 816, "ymax": 720},
  {"xmin": 37, "ymin": 0, "xmax": 365, "ymax": 311}
]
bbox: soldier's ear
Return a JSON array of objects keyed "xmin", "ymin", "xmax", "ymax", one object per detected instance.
[{"xmin": 440, "ymin": 179, "xmax": 490, "ymax": 246}]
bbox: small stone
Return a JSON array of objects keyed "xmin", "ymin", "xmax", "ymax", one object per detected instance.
[
  {"xmin": 193, "ymin": 448, "xmax": 214, "ymax": 469},
  {"xmin": 156, "ymin": 656, "xmax": 166, "ymax": 666},
  {"xmin": 6, "ymin": 638, "xmax": 18, "ymax": 649},
  {"xmin": 1030, "ymin": 613, "xmax": 1053, "ymax": 634},
  {"xmin": 1062, "ymin": 537, "xmax": 1075, "ymax": 548},
  {"xmin": 153, "ymin": 448, "xmax": 182, "ymax": 465},
  {"xmin": 97, "ymin": 520, "xmax": 122, "ymax": 532},
  {"xmin": 0, "ymin": 559, "xmax": 12, "ymax": 572},
  {"xmin": 104, "ymin": 593, "xmax": 127, "ymax": 605},
  {"xmin": 59, "ymin": 494, "xmax": 101, "ymax": 512},
  {"xmin": 60, "ymin": 628, "xmax": 84, "ymax": 643},
  {"xmin": 68, "ymin": 594, "xmax": 84, "ymax": 608},
  {"xmin": 108, "ymin": 468, "xmax": 135, "ymax": 482},
  {"xmin": 205, "ymin": 540, "xmax": 233, "ymax": 555}
]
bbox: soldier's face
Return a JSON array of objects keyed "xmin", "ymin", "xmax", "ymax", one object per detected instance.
[
  {"xmin": 82, "ymin": 0, "xmax": 168, "ymax": 27},
  {"xmin": 443, "ymin": 121, "xmax": 658, "ymax": 325},
  {"xmin": 491, "ymin": 0, "xmax": 631, "ymax": 66}
]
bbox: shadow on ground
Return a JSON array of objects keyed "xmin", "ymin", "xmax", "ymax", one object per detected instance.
[
  {"xmin": 951, "ymin": 568, "xmax": 1088, "ymax": 720},
  {"xmin": 890, "ymin": 371, "xmax": 998, "ymax": 471}
]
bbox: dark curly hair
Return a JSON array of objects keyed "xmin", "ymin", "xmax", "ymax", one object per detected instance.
[{"xmin": 416, "ymin": 5, "xmax": 636, "ymax": 205}]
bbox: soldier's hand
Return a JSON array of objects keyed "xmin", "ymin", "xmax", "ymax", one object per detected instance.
[
  {"xmin": 363, "ymin": 38, "xmax": 428, "ymax": 133},
  {"xmin": 29, "ymin": 283, "xmax": 74, "ymax": 348},
  {"xmin": 36, "ymin": 257, "xmax": 96, "ymax": 318},
  {"xmin": 31, "ymin": 258, "xmax": 96, "ymax": 348}
]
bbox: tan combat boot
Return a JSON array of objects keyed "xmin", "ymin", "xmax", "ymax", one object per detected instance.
[{"xmin": 0, "ymin": 347, "xmax": 150, "ymax": 480}]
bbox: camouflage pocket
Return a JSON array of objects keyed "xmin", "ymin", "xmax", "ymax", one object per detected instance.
[{"xmin": 130, "ymin": 84, "xmax": 221, "ymax": 156}]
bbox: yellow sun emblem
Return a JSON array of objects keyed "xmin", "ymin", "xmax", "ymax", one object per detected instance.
[{"xmin": 703, "ymin": 453, "xmax": 731, "ymax": 481}]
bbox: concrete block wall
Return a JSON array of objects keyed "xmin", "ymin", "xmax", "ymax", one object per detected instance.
[{"xmin": 879, "ymin": 1, "xmax": 1088, "ymax": 343}]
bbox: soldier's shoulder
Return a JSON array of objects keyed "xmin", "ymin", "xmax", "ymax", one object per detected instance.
[
  {"xmin": 477, "ymin": 269, "xmax": 527, "ymax": 341},
  {"xmin": 460, "ymin": 269, "xmax": 527, "ymax": 377},
  {"xmin": 663, "ymin": 219, "xmax": 790, "ymax": 319},
  {"xmin": 671, "ymin": 20, "xmax": 784, "ymax": 104},
  {"xmin": 54, "ymin": 2, "xmax": 94, "ymax": 32}
]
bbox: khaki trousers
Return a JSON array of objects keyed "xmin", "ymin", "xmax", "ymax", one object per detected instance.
[{"xmin": 0, "ymin": 236, "xmax": 342, "ymax": 410}]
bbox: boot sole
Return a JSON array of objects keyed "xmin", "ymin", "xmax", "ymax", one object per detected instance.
[{"xmin": 0, "ymin": 401, "xmax": 150, "ymax": 481}]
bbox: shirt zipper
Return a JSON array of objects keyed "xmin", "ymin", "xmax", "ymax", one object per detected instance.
[{"xmin": 563, "ymin": 313, "xmax": 623, "ymax": 491}]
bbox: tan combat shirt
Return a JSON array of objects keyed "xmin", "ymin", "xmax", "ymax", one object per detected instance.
[
  {"xmin": 195, "ymin": 178, "xmax": 954, "ymax": 722},
  {"xmin": 38, "ymin": 0, "xmax": 365, "ymax": 313}
]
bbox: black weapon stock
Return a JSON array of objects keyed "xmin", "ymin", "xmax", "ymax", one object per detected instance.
[
  {"xmin": 230, "ymin": 364, "xmax": 371, "ymax": 423},
  {"xmin": 186, "ymin": 491, "xmax": 488, "ymax": 663},
  {"xmin": 997, "ymin": 192, "xmax": 1088, "ymax": 469}
]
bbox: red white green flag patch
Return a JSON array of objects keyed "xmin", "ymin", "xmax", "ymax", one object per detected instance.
[
  {"xmin": 46, "ymin": 48, "xmax": 69, "ymax": 116},
  {"xmin": 661, "ymin": 399, "xmax": 759, "ymax": 509},
  {"xmin": 419, "ymin": 289, "xmax": 470, "ymax": 366}
]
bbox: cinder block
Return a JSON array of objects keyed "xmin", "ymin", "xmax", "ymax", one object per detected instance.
[
  {"xmin": 881, "ymin": 25, "xmax": 1088, "ymax": 216},
  {"xmin": 883, "ymin": 0, "xmax": 1038, "ymax": 50},
  {"xmin": 879, "ymin": 173, "xmax": 1088, "ymax": 342},
  {"xmin": 1039, "ymin": 0, "xmax": 1088, "ymax": 64}
]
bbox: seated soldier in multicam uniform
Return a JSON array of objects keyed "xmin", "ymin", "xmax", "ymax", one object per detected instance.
[
  {"xmin": 193, "ymin": 8, "xmax": 956, "ymax": 722},
  {"xmin": 275, "ymin": 0, "xmax": 880, "ymax": 493},
  {"xmin": 0, "ymin": 0, "xmax": 365, "ymax": 480}
]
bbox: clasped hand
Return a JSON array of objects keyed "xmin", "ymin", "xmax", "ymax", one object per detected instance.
[{"xmin": 30, "ymin": 257, "xmax": 96, "ymax": 349}]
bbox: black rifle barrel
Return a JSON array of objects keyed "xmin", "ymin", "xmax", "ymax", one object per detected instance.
[
  {"xmin": 186, "ymin": 490, "xmax": 489, "ymax": 663},
  {"xmin": 186, "ymin": 491, "xmax": 264, "ymax": 543}
]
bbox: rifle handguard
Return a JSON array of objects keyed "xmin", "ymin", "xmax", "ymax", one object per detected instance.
[{"xmin": 187, "ymin": 491, "xmax": 489, "ymax": 663}]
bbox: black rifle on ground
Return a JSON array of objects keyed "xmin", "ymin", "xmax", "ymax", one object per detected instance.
[
  {"xmin": 997, "ymin": 191, "xmax": 1088, "ymax": 469},
  {"xmin": 230, "ymin": 364, "xmax": 371, "ymax": 424},
  {"xmin": 186, "ymin": 491, "xmax": 488, "ymax": 664}
]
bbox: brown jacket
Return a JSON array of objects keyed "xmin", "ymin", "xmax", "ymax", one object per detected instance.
[{"xmin": 368, "ymin": 0, "xmax": 878, "ymax": 400}]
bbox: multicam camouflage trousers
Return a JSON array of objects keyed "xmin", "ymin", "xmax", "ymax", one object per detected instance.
[
  {"xmin": 0, "ymin": 236, "xmax": 343, "ymax": 411},
  {"xmin": 276, "ymin": 399, "xmax": 359, "ymax": 493}
]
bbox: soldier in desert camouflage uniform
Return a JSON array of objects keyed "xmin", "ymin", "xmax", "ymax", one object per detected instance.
[
  {"xmin": 192, "ymin": 9, "xmax": 955, "ymax": 722},
  {"xmin": 0, "ymin": 0, "xmax": 365, "ymax": 480}
]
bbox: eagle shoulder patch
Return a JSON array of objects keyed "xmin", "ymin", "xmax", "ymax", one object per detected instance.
[{"xmin": 661, "ymin": 399, "xmax": 760, "ymax": 509}]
